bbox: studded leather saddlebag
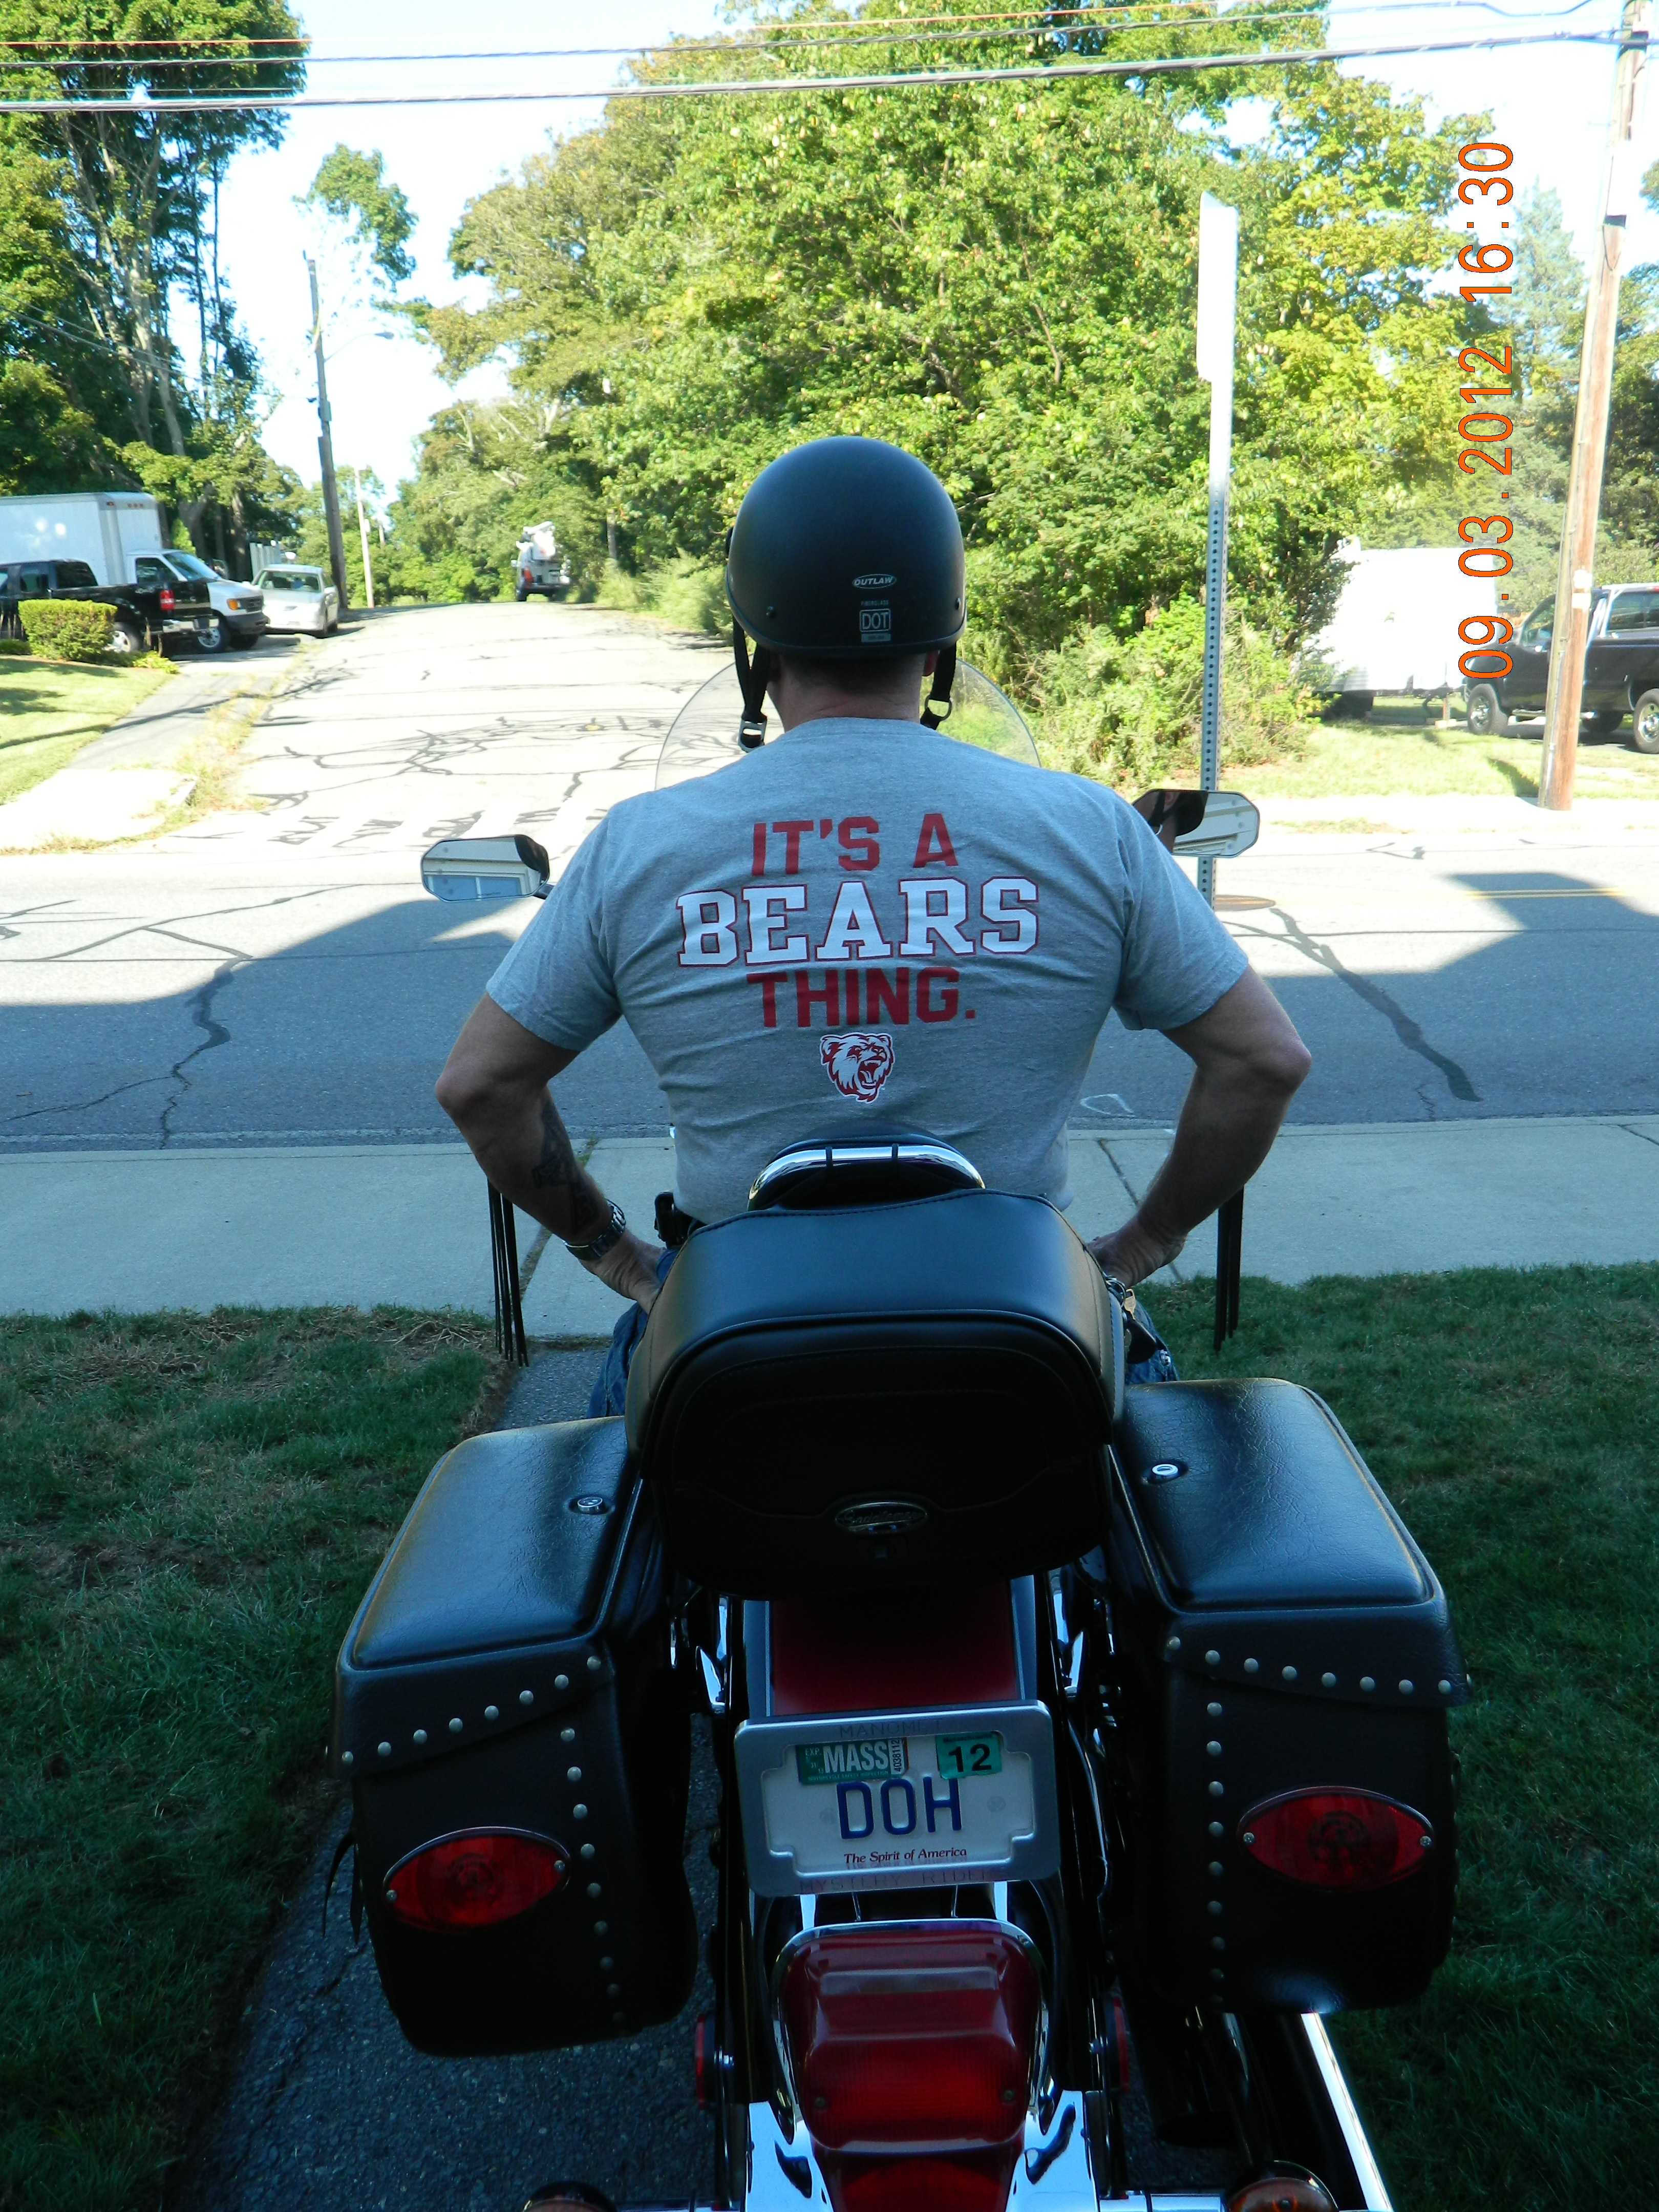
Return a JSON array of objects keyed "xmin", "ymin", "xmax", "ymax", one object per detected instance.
[
  {"xmin": 1105, "ymin": 1380, "xmax": 1468, "ymax": 2013},
  {"xmin": 329, "ymin": 1418, "xmax": 696, "ymax": 2055}
]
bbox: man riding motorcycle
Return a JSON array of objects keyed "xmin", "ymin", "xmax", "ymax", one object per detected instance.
[{"xmin": 435, "ymin": 436, "xmax": 1310, "ymax": 1386}]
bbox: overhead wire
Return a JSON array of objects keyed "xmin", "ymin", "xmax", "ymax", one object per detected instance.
[
  {"xmin": 0, "ymin": 0, "xmax": 1608, "ymax": 67},
  {"xmin": 0, "ymin": 26, "xmax": 1624, "ymax": 114}
]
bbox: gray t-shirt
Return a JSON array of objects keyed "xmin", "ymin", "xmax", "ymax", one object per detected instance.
[{"xmin": 487, "ymin": 716, "xmax": 1245, "ymax": 1223}]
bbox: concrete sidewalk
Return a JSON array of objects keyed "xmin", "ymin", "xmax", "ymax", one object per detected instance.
[{"xmin": 4, "ymin": 1116, "xmax": 1656, "ymax": 1328}]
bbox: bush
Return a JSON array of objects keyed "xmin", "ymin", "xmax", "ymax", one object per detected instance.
[
  {"xmin": 1032, "ymin": 598, "xmax": 1314, "ymax": 790},
  {"xmin": 18, "ymin": 598, "xmax": 117, "ymax": 661},
  {"xmin": 592, "ymin": 554, "xmax": 726, "ymax": 634}
]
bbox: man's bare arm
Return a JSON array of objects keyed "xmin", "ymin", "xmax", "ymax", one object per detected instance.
[
  {"xmin": 435, "ymin": 995, "xmax": 666, "ymax": 1309},
  {"xmin": 1088, "ymin": 967, "xmax": 1311, "ymax": 1288}
]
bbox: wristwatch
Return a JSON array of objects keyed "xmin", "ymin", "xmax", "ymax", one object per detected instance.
[{"xmin": 565, "ymin": 1200, "xmax": 627, "ymax": 1264}]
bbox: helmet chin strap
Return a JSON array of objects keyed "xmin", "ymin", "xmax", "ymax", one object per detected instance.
[
  {"xmin": 734, "ymin": 625, "xmax": 773, "ymax": 749},
  {"xmin": 920, "ymin": 642, "xmax": 957, "ymax": 730}
]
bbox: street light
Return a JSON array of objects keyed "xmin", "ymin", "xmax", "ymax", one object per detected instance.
[{"xmin": 305, "ymin": 267, "xmax": 396, "ymax": 612}]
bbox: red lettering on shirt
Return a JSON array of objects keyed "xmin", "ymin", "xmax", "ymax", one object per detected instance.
[
  {"xmin": 795, "ymin": 970, "xmax": 841, "ymax": 1027},
  {"xmin": 752, "ymin": 823, "xmax": 768, "ymax": 877},
  {"xmin": 773, "ymin": 819, "xmax": 815, "ymax": 872},
  {"xmin": 750, "ymin": 974, "xmax": 782, "ymax": 1028},
  {"xmin": 913, "ymin": 813, "xmax": 959, "ymax": 868},
  {"xmin": 838, "ymin": 817, "xmax": 880, "ymax": 872},
  {"xmin": 864, "ymin": 967, "xmax": 910, "ymax": 1026},
  {"xmin": 917, "ymin": 967, "xmax": 960, "ymax": 1023}
]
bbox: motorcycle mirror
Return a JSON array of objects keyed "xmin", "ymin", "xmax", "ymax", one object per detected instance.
[
  {"xmin": 1133, "ymin": 788, "xmax": 1260, "ymax": 860},
  {"xmin": 420, "ymin": 834, "xmax": 551, "ymax": 902}
]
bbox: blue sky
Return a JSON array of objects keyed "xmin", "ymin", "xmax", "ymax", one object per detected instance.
[{"xmin": 214, "ymin": 0, "xmax": 1658, "ymax": 500}]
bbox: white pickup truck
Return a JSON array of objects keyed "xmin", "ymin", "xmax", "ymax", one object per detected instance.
[
  {"xmin": 514, "ymin": 521, "xmax": 572, "ymax": 602},
  {"xmin": 0, "ymin": 490, "xmax": 267, "ymax": 651}
]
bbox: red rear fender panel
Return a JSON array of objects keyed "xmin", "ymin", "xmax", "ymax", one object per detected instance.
[{"xmin": 769, "ymin": 1583, "xmax": 1018, "ymax": 1716}]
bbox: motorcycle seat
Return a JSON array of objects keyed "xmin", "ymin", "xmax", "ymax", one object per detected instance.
[{"xmin": 625, "ymin": 1188, "xmax": 1122, "ymax": 1594}]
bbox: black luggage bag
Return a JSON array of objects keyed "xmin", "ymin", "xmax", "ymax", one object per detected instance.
[
  {"xmin": 329, "ymin": 1418, "xmax": 696, "ymax": 2055},
  {"xmin": 1105, "ymin": 1380, "xmax": 1469, "ymax": 2014}
]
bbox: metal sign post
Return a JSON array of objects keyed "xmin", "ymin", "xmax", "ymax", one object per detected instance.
[
  {"xmin": 1197, "ymin": 194, "xmax": 1243, "ymax": 1346},
  {"xmin": 1196, "ymin": 190, "xmax": 1239, "ymax": 905}
]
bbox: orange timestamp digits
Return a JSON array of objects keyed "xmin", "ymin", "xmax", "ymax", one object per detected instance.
[{"xmin": 1453, "ymin": 142, "xmax": 1517, "ymax": 682}]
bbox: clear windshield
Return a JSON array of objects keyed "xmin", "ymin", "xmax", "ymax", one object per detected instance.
[
  {"xmin": 258, "ymin": 569, "xmax": 323, "ymax": 591},
  {"xmin": 655, "ymin": 660, "xmax": 1039, "ymax": 790},
  {"xmin": 167, "ymin": 552, "xmax": 218, "ymax": 582}
]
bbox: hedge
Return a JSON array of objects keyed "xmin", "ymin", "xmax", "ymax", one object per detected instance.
[{"xmin": 18, "ymin": 599, "xmax": 118, "ymax": 661}]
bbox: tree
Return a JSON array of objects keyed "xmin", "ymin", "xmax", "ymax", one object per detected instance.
[
  {"xmin": 0, "ymin": 1, "xmax": 306, "ymax": 556},
  {"xmin": 421, "ymin": 0, "xmax": 1483, "ymax": 681},
  {"xmin": 303, "ymin": 144, "xmax": 416, "ymax": 288}
]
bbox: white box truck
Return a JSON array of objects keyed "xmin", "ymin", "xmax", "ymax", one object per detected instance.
[
  {"xmin": 0, "ymin": 490, "xmax": 268, "ymax": 650},
  {"xmin": 1299, "ymin": 543, "xmax": 1497, "ymax": 711}
]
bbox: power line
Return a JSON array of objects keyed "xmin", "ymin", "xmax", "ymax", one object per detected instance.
[
  {"xmin": 0, "ymin": 0, "xmax": 1606, "ymax": 71},
  {"xmin": 0, "ymin": 27, "xmax": 1623, "ymax": 113}
]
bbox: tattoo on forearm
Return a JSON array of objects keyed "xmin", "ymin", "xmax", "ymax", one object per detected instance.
[
  {"xmin": 528, "ymin": 1094, "xmax": 605, "ymax": 1238},
  {"xmin": 530, "ymin": 1096, "xmax": 580, "ymax": 1194}
]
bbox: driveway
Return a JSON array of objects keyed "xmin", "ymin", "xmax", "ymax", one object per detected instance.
[{"xmin": 3, "ymin": 604, "xmax": 722, "ymax": 1150}]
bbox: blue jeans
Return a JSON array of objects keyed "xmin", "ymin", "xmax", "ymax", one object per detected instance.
[{"xmin": 587, "ymin": 1251, "xmax": 1176, "ymax": 1417}]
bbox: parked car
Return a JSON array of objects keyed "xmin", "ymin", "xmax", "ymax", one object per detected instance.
[
  {"xmin": 254, "ymin": 564, "xmax": 340, "ymax": 636},
  {"xmin": 514, "ymin": 521, "xmax": 572, "ymax": 601},
  {"xmin": 0, "ymin": 555, "xmax": 211, "ymax": 656},
  {"xmin": 1466, "ymin": 585, "xmax": 1659, "ymax": 752}
]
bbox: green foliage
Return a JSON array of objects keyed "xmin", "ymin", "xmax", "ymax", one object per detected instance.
[
  {"xmin": 414, "ymin": 2, "xmax": 1485, "ymax": 699},
  {"xmin": 0, "ymin": 1308, "xmax": 495, "ymax": 2212},
  {"xmin": 304, "ymin": 144, "xmax": 416, "ymax": 287},
  {"xmin": 17, "ymin": 598, "xmax": 115, "ymax": 661},
  {"xmin": 593, "ymin": 552, "xmax": 727, "ymax": 632},
  {"xmin": 1032, "ymin": 600, "xmax": 1312, "ymax": 786},
  {"xmin": 0, "ymin": 2, "xmax": 306, "ymax": 560}
]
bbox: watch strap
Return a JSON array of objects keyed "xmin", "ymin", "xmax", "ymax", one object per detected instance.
[{"xmin": 565, "ymin": 1200, "xmax": 627, "ymax": 1264}]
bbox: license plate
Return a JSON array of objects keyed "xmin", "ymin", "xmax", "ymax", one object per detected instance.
[{"xmin": 756, "ymin": 1722, "xmax": 1038, "ymax": 1886}]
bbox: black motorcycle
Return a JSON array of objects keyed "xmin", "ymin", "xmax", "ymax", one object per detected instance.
[{"xmin": 327, "ymin": 671, "xmax": 1464, "ymax": 2212}]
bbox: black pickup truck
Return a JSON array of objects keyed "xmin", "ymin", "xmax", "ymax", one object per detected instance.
[
  {"xmin": 1465, "ymin": 585, "xmax": 1659, "ymax": 752},
  {"xmin": 0, "ymin": 555, "xmax": 212, "ymax": 656}
]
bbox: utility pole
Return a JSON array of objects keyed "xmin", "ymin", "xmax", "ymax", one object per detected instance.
[
  {"xmin": 354, "ymin": 469, "xmax": 376, "ymax": 611},
  {"xmin": 306, "ymin": 255, "xmax": 351, "ymax": 613},
  {"xmin": 1538, "ymin": 0, "xmax": 1650, "ymax": 811},
  {"xmin": 1195, "ymin": 192, "xmax": 1239, "ymax": 905}
]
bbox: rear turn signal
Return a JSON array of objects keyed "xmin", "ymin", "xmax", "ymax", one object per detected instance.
[
  {"xmin": 1239, "ymin": 1790, "xmax": 1434, "ymax": 1890},
  {"xmin": 384, "ymin": 1828, "xmax": 567, "ymax": 1930}
]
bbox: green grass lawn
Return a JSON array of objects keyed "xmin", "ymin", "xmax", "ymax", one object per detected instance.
[
  {"xmin": 0, "ymin": 1310, "xmax": 499, "ymax": 2212},
  {"xmin": 1246, "ymin": 695, "xmax": 1659, "ymax": 803},
  {"xmin": 1155, "ymin": 1266, "xmax": 1659, "ymax": 2211},
  {"xmin": 3, "ymin": 1275, "xmax": 1654, "ymax": 2212},
  {"xmin": 0, "ymin": 656, "xmax": 174, "ymax": 809}
]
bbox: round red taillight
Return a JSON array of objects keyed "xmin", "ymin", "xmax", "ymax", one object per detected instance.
[
  {"xmin": 1239, "ymin": 1790, "xmax": 1434, "ymax": 1890},
  {"xmin": 383, "ymin": 1828, "xmax": 567, "ymax": 1931}
]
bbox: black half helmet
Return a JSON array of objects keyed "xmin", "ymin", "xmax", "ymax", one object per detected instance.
[{"xmin": 724, "ymin": 436, "xmax": 966, "ymax": 745}]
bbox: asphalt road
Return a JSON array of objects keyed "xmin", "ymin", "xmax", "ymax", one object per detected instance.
[{"xmin": 8, "ymin": 600, "xmax": 1659, "ymax": 1153}]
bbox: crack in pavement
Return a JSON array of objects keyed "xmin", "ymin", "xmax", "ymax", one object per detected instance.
[
  {"xmin": 1250, "ymin": 902, "xmax": 1482, "ymax": 1104},
  {"xmin": 158, "ymin": 961, "xmax": 243, "ymax": 1146}
]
